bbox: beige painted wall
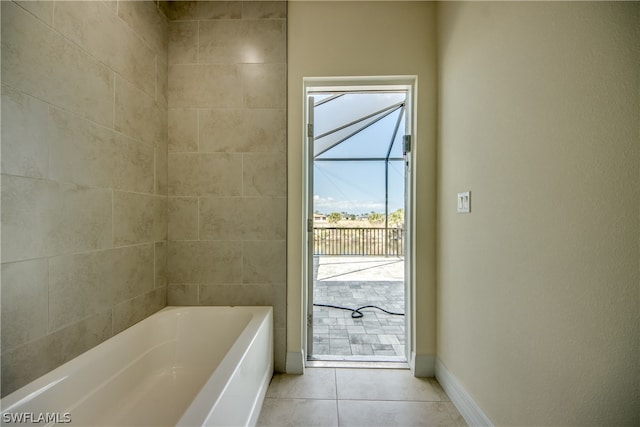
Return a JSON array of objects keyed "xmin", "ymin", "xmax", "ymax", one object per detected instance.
[
  {"xmin": 437, "ymin": 1, "xmax": 639, "ymax": 425},
  {"xmin": 287, "ymin": 1, "xmax": 438, "ymax": 369},
  {"xmin": 164, "ymin": 1, "xmax": 288, "ymax": 372},
  {"xmin": 1, "ymin": 0, "xmax": 168, "ymax": 396}
]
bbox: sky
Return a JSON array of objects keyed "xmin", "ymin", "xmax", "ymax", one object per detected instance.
[
  {"xmin": 311, "ymin": 92, "xmax": 407, "ymax": 215},
  {"xmin": 313, "ymin": 160, "xmax": 405, "ymax": 215}
]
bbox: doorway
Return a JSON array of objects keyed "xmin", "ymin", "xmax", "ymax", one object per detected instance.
[{"xmin": 304, "ymin": 79, "xmax": 415, "ymax": 364}]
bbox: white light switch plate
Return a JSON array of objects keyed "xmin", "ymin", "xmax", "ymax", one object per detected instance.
[{"xmin": 457, "ymin": 191, "xmax": 470, "ymax": 213}]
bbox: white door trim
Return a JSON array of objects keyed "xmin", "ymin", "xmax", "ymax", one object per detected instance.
[{"xmin": 302, "ymin": 75, "xmax": 418, "ymax": 364}]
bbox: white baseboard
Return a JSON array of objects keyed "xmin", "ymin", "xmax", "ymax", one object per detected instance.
[
  {"xmin": 411, "ymin": 352, "xmax": 436, "ymax": 377},
  {"xmin": 435, "ymin": 358, "xmax": 494, "ymax": 427},
  {"xmin": 285, "ymin": 350, "xmax": 305, "ymax": 374}
]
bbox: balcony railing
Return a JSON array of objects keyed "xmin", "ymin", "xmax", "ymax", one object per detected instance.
[{"xmin": 313, "ymin": 227, "xmax": 404, "ymax": 256}]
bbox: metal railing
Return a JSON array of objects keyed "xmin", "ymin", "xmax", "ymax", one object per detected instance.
[{"xmin": 313, "ymin": 227, "xmax": 404, "ymax": 256}]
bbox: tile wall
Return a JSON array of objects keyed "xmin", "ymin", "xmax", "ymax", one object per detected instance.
[
  {"xmin": 163, "ymin": 1, "xmax": 287, "ymax": 371},
  {"xmin": 1, "ymin": 0, "xmax": 168, "ymax": 396}
]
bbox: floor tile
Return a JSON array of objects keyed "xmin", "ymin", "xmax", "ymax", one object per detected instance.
[
  {"xmin": 336, "ymin": 368, "xmax": 446, "ymax": 401},
  {"xmin": 427, "ymin": 378, "xmax": 452, "ymax": 401},
  {"xmin": 441, "ymin": 402, "xmax": 468, "ymax": 427},
  {"xmin": 257, "ymin": 398, "xmax": 339, "ymax": 427},
  {"xmin": 258, "ymin": 368, "xmax": 466, "ymax": 427},
  {"xmin": 338, "ymin": 400, "xmax": 458, "ymax": 427},
  {"xmin": 266, "ymin": 368, "xmax": 336, "ymax": 399}
]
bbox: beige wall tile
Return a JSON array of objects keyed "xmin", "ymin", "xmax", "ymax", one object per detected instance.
[
  {"xmin": 168, "ymin": 284, "xmax": 199, "ymax": 305},
  {"xmin": 203, "ymin": 1, "xmax": 245, "ymax": 20},
  {"xmin": 168, "ymin": 64, "xmax": 242, "ymax": 108},
  {"xmin": 169, "ymin": 108, "xmax": 198, "ymax": 152},
  {"xmin": 113, "ymin": 287, "xmax": 166, "ymax": 334},
  {"xmin": 168, "ymin": 241, "xmax": 241, "ymax": 283},
  {"xmin": 1, "ymin": 176, "xmax": 112, "ymax": 262},
  {"xmin": 49, "ymin": 244, "xmax": 154, "ymax": 331},
  {"xmin": 199, "ymin": 197, "xmax": 286, "ymax": 240},
  {"xmin": 1, "ymin": 310, "xmax": 112, "ymax": 397},
  {"xmin": 242, "ymin": 240, "xmax": 286, "ymax": 283},
  {"xmin": 1, "ymin": 85, "xmax": 49, "ymax": 178},
  {"xmin": 113, "ymin": 192, "xmax": 167, "ymax": 246},
  {"xmin": 199, "ymin": 108, "xmax": 285, "ymax": 153},
  {"xmin": 168, "ymin": 197, "xmax": 198, "ymax": 240},
  {"xmin": 163, "ymin": 1, "xmax": 241, "ymax": 21},
  {"xmin": 155, "ymin": 241, "xmax": 168, "ymax": 289},
  {"xmin": 54, "ymin": 0, "xmax": 156, "ymax": 98},
  {"xmin": 168, "ymin": 153, "xmax": 242, "ymax": 197},
  {"xmin": 241, "ymin": 63, "xmax": 286, "ymax": 108},
  {"xmin": 118, "ymin": 0, "xmax": 168, "ymax": 55},
  {"xmin": 1, "ymin": 175, "xmax": 58, "ymax": 263},
  {"xmin": 49, "ymin": 108, "xmax": 154, "ymax": 194},
  {"xmin": 198, "ymin": 283, "xmax": 286, "ymax": 328},
  {"xmin": 115, "ymin": 76, "xmax": 167, "ymax": 147},
  {"xmin": 243, "ymin": 1, "xmax": 287, "ymax": 19},
  {"xmin": 1, "ymin": 259, "xmax": 48, "ymax": 351},
  {"xmin": 101, "ymin": 1, "xmax": 118, "ymax": 12},
  {"xmin": 1, "ymin": 1, "xmax": 113, "ymax": 127},
  {"xmin": 243, "ymin": 153, "xmax": 286, "ymax": 196},
  {"xmin": 52, "ymin": 183, "xmax": 113, "ymax": 255},
  {"xmin": 198, "ymin": 20, "xmax": 244, "ymax": 64},
  {"xmin": 169, "ymin": 21, "xmax": 198, "ymax": 65},
  {"xmin": 15, "ymin": 1, "xmax": 54, "ymax": 25},
  {"xmin": 243, "ymin": 20, "xmax": 286, "ymax": 64}
]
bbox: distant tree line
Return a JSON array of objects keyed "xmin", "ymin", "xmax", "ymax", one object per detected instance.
[{"xmin": 322, "ymin": 208, "xmax": 404, "ymax": 227}]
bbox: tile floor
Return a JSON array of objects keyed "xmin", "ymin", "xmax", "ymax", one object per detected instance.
[
  {"xmin": 257, "ymin": 368, "xmax": 467, "ymax": 427},
  {"xmin": 312, "ymin": 257, "xmax": 406, "ymax": 360}
]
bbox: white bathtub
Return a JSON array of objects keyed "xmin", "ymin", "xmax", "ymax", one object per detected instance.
[{"xmin": 1, "ymin": 306, "xmax": 274, "ymax": 426}]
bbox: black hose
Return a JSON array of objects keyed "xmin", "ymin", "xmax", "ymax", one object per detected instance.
[{"xmin": 313, "ymin": 303, "xmax": 404, "ymax": 319}]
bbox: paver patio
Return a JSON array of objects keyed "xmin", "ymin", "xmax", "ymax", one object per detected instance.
[{"xmin": 310, "ymin": 256, "xmax": 406, "ymax": 361}]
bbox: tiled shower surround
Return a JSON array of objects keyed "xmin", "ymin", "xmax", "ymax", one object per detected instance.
[
  {"xmin": 1, "ymin": 0, "xmax": 287, "ymax": 396},
  {"xmin": 164, "ymin": 1, "xmax": 287, "ymax": 372}
]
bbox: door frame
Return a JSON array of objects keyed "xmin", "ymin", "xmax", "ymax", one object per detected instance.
[{"xmin": 302, "ymin": 76, "xmax": 417, "ymax": 364}]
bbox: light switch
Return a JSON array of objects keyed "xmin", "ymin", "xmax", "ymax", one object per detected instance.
[{"xmin": 457, "ymin": 191, "xmax": 470, "ymax": 213}]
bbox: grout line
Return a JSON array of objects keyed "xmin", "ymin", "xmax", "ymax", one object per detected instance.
[
  {"xmin": 153, "ymin": 240, "xmax": 157, "ymax": 289},
  {"xmin": 46, "ymin": 257, "xmax": 52, "ymax": 334},
  {"xmin": 241, "ymin": 153, "xmax": 245, "ymax": 197},
  {"xmin": 334, "ymin": 367, "xmax": 339, "ymax": 400},
  {"xmin": 155, "ymin": 53, "xmax": 159, "ymax": 104},
  {"xmin": 196, "ymin": 109, "xmax": 200, "ymax": 152},
  {"xmin": 46, "ymin": 105, "xmax": 52, "ymax": 180},
  {"xmin": 196, "ymin": 20, "xmax": 200, "ymax": 64},
  {"xmin": 111, "ymin": 189, "xmax": 115, "ymax": 247},
  {"xmin": 112, "ymin": 73, "xmax": 117, "ymax": 130},
  {"xmin": 51, "ymin": 0, "xmax": 56, "ymax": 28}
]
